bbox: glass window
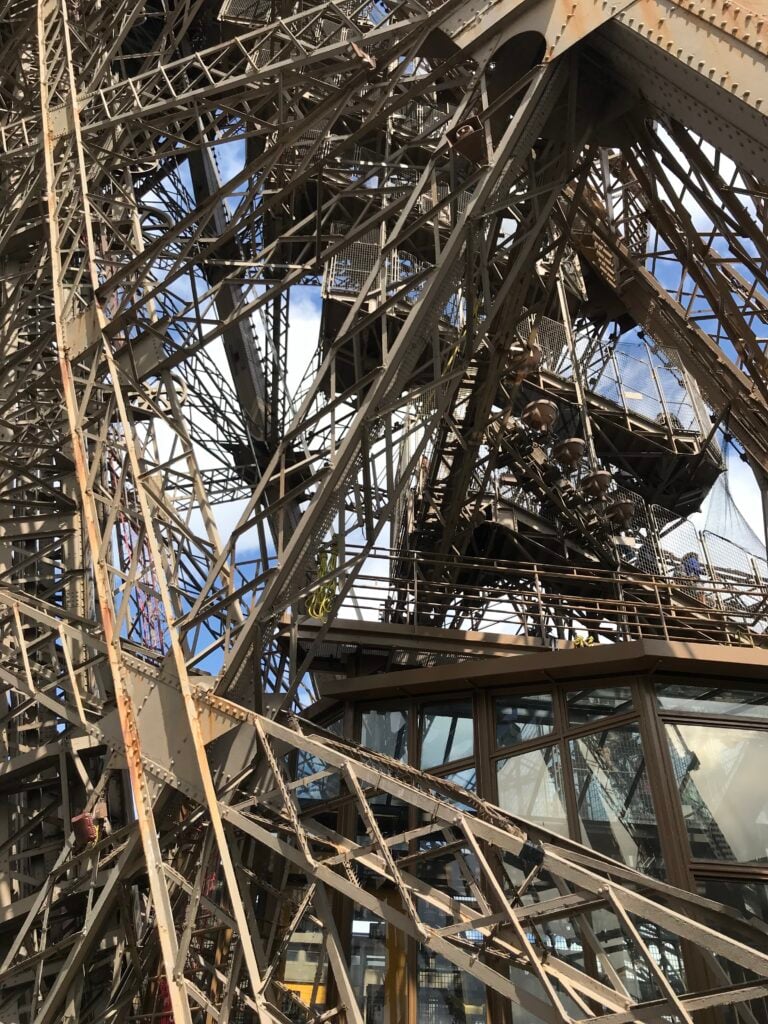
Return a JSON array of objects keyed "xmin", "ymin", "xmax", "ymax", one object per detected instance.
[
  {"xmin": 412, "ymin": 840, "xmax": 484, "ymax": 1018},
  {"xmin": 499, "ymin": 865, "xmax": 592, "ymax": 1004},
  {"xmin": 695, "ymin": 881, "xmax": 768, "ymax": 1024},
  {"xmin": 665, "ymin": 723, "xmax": 768, "ymax": 863},
  {"xmin": 435, "ymin": 766, "xmax": 477, "ymax": 813},
  {"xmin": 501, "ymin": 855, "xmax": 561, "ymax": 909},
  {"xmin": 504, "ymin": 964, "xmax": 584, "ymax": 1023},
  {"xmin": 350, "ymin": 909, "xmax": 386, "ymax": 1024},
  {"xmin": 417, "ymin": 948, "xmax": 486, "ymax": 1024},
  {"xmin": 496, "ymin": 744, "xmax": 568, "ymax": 836},
  {"xmin": 361, "ymin": 708, "xmax": 408, "ymax": 761},
  {"xmin": 414, "ymin": 841, "xmax": 481, "ymax": 935},
  {"xmin": 656, "ymin": 682, "xmax": 768, "ymax": 721},
  {"xmin": 495, "ymin": 693, "xmax": 554, "ymax": 748},
  {"xmin": 420, "ymin": 700, "xmax": 474, "ymax": 769},
  {"xmin": 570, "ymin": 725, "xmax": 663, "ymax": 876},
  {"xmin": 696, "ymin": 879, "xmax": 768, "ymax": 942},
  {"xmin": 365, "ymin": 793, "xmax": 410, "ymax": 840},
  {"xmin": 294, "ymin": 750, "xmax": 340, "ymax": 805},
  {"xmin": 414, "ymin": 842, "xmax": 479, "ymax": 905},
  {"xmin": 588, "ymin": 906, "xmax": 686, "ymax": 1004},
  {"xmin": 282, "ymin": 916, "xmax": 327, "ymax": 1012},
  {"xmin": 567, "ymin": 686, "xmax": 633, "ymax": 725},
  {"xmin": 323, "ymin": 715, "xmax": 344, "ymax": 737},
  {"xmin": 444, "ymin": 766, "xmax": 476, "ymax": 792}
]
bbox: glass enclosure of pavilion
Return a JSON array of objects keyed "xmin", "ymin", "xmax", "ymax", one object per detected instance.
[{"xmin": 285, "ymin": 672, "xmax": 768, "ymax": 1024}]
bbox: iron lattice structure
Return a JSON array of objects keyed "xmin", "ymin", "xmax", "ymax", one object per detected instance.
[{"xmin": 0, "ymin": 0, "xmax": 768, "ymax": 1021}]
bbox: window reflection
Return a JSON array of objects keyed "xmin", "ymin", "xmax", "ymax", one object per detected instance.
[
  {"xmin": 496, "ymin": 744, "xmax": 569, "ymax": 835},
  {"xmin": 433, "ymin": 767, "xmax": 477, "ymax": 813},
  {"xmin": 341, "ymin": 674, "xmax": 768, "ymax": 1024},
  {"xmin": 696, "ymin": 881, "xmax": 768, "ymax": 1024},
  {"xmin": 502, "ymin": 855, "xmax": 561, "ymax": 908},
  {"xmin": 350, "ymin": 909, "xmax": 386, "ymax": 1023},
  {"xmin": 666, "ymin": 723, "xmax": 768, "ymax": 863},
  {"xmin": 567, "ymin": 686, "xmax": 633, "ymax": 725},
  {"xmin": 444, "ymin": 767, "xmax": 476, "ymax": 791},
  {"xmin": 361, "ymin": 708, "xmax": 408, "ymax": 761},
  {"xmin": 323, "ymin": 715, "xmax": 344, "ymax": 737},
  {"xmin": 417, "ymin": 948, "xmax": 486, "ymax": 1024},
  {"xmin": 294, "ymin": 750, "xmax": 340, "ymax": 806},
  {"xmin": 697, "ymin": 878, "xmax": 768, "ymax": 944},
  {"xmin": 414, "ymin": 844, "xmax": 486, "ymax": 1023},
  {"xmin": 420, "ymin": 700, "xmax": 474, "ymax": 769},
  {"xmin": 282, "ymin": 916, "xmax": 327, "ymax": 1012},
  {"xmin": 356, "ymin": 715, "xmax": 410, "ymax": 837},
  {"xmin": 657, "ymin": 683, "xmax": 768, "ymax": 720},
  {"xmin": 505, "ymin": 964, "xmax": 583, "ymax": 1023},
  {"xmin": 502, "ymin": 855, "xmax": 589, "ymax": 994},
  {"xmin": 589, "ymin": 907, "xmax": 686, "ymax": 1003},
  {"xmin": 365, "ymin": 793, "xmax": 410, "ymax": 840},
  {"xmin": 570, "ymin": 725, "xmax": 663, "ymax": 875},
  {"xmin": 495, "ymin": 693, "xmax": 554, "ymax": 749},
  {"xmin": 414, "ymin": 844, "xmax": 481, "ymax": 938}
]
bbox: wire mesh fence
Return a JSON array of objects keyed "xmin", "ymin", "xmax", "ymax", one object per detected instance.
[{"xmin": 586, "ymin": 341, "xmax": 702, "ymax": 433}]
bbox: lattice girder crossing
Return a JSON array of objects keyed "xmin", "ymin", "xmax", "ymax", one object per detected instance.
[{"xmin": 0, "ymin": 0, "xmax": 767, "ymax": 1021}]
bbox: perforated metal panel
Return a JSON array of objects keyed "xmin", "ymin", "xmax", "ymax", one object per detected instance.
[{"xmin": 220, "ymin": 0, "xmax": 273, "ymax": 23}]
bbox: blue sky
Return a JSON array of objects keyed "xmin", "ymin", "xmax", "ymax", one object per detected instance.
[{"xmin": 189, "ymin": 130, "xmax": 766, "ymax": 570}]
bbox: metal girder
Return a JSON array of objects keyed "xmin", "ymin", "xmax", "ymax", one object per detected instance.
[
  {"xmin": 0, "ymin": 0, "xmax": 768, "ymax": 1021},
  {"xmin": 6, "ymin": 660, "xmax": 768, "ymax": 1023},
  {"xmin": 443, "ymin": 0, "xmax": 768, "ymax": 176}
]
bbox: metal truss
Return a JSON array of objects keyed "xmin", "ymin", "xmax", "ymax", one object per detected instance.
[
  {"xmin": 0, "ymin": 0, "xmax": 767, "ymax": 1021},
  {"xmin": 6, "ymin": 682, "xmax": 768, "ymax": 1023}
]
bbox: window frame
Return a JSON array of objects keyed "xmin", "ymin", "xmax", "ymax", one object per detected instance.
[{"xmin": 343, "ymin": 671, "xmax": 768, "ymax": 1022}]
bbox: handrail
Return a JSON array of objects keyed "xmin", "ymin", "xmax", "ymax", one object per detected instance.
[{"xmin": 320, "ymin": 545, "xmax": 768, "ymax": 647}]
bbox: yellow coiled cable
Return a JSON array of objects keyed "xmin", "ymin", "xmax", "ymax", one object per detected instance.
[{"xmin": 306, "ymin": 539, "xmax": 338, "ymax": 620}]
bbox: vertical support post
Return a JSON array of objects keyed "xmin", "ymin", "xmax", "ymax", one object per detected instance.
[
  {"xmin": 383, "ymin": 885, "xmax": 409, "ymax": 1024},
  {"xmin": 35, "ymin": 2, "xmax": 192, "ymax": 1019},
  {"xmin": 556, "ymin": 270, "xmax": 598, "ymax": 469}
]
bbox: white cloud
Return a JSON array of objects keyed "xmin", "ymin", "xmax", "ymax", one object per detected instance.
[{"xmin": 285, "ymin": 286, "xmax": 322, "ymax": 401}]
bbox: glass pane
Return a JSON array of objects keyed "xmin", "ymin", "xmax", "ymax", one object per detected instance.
[
  {"xmin": 282, "ymin": 915, "xmax": 327, "ymax": 1012},
  {"xmin": 294, "ymin": 750, "xmax": 340, "ymax": 806},
  {"xmin": 657, "ymin": 682, "xmax": 768, "ymax": 721},
  {"xmin": 365, "ymin": 792, "xmax": 410, "ymax": 841},
  {"xmin": 697, "ymin": 879, "xmax": 768, "ymax": 940},
  {"xmin": 418, "ymin": 948, "xmax": 486, "ymax": 1024},
  {"xmin": 414, "ymin": 842, "xmax": 487, "ymax": 1024},
  {"xmin": 501, "ymin": 854, "xmax": 561, "ymax": 909},
  {"xmin": 414, "ymin": 841, "xmax": 481, "ymax": 935},
  {"xmin": 588, "ymin": 906, "xmax": 686, "ymax": 1004},
  {"xmin": 361, "ymin": 708, "xmax": 408, "ymax": 761},
  {"xmin": 323, "ymin": 715, "xmax": 344, "ymax": 736},
  {"xmin": 420, "ymin": 700, "xmax": 474, "ymax": 769},
  {"xmin": 570, "ymin": 725, "xmax": 664, "ymax": 875},
  {"xmin": 495, "ymin": 693, "xmax": 554, "ymax": 748},
  {"xmin": 415, "ymin": 841, "xmax": 479, "ymax": 904},
  {"xmin": 502, "ymin": 858, "xmax": 588, "ymax": 988},
  {"xmin": 503, "ymin": 964, "xmax": 587, "ymax": 1024},
  {"xmin": 567, "ymin": 686, "xmax": 633, "ymax": 725},
  {"xmin": 696, "ymin": 881, "xmax": 768, "ymax": 1024},
  {"xmin": 437, "ymin": 766, "xmax": 477, "ymax": 813},
  {"xmin": 666, "ymin": 723, "xmax": 768, "ymax": 863},
  {"xmin": 502, "ymin": 855, "xmax": 591, "ymax": 1022},
  {"xmin": 350, "ymin": 909, "xmax": 386, "ymax": 1023},
  {"xmin": 445, "ymin": 766, "xmax": 476, "ymax": 792},
  {"xmin": 496, "ymin": 744, "xmax": 568, "ymax": 835}
]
